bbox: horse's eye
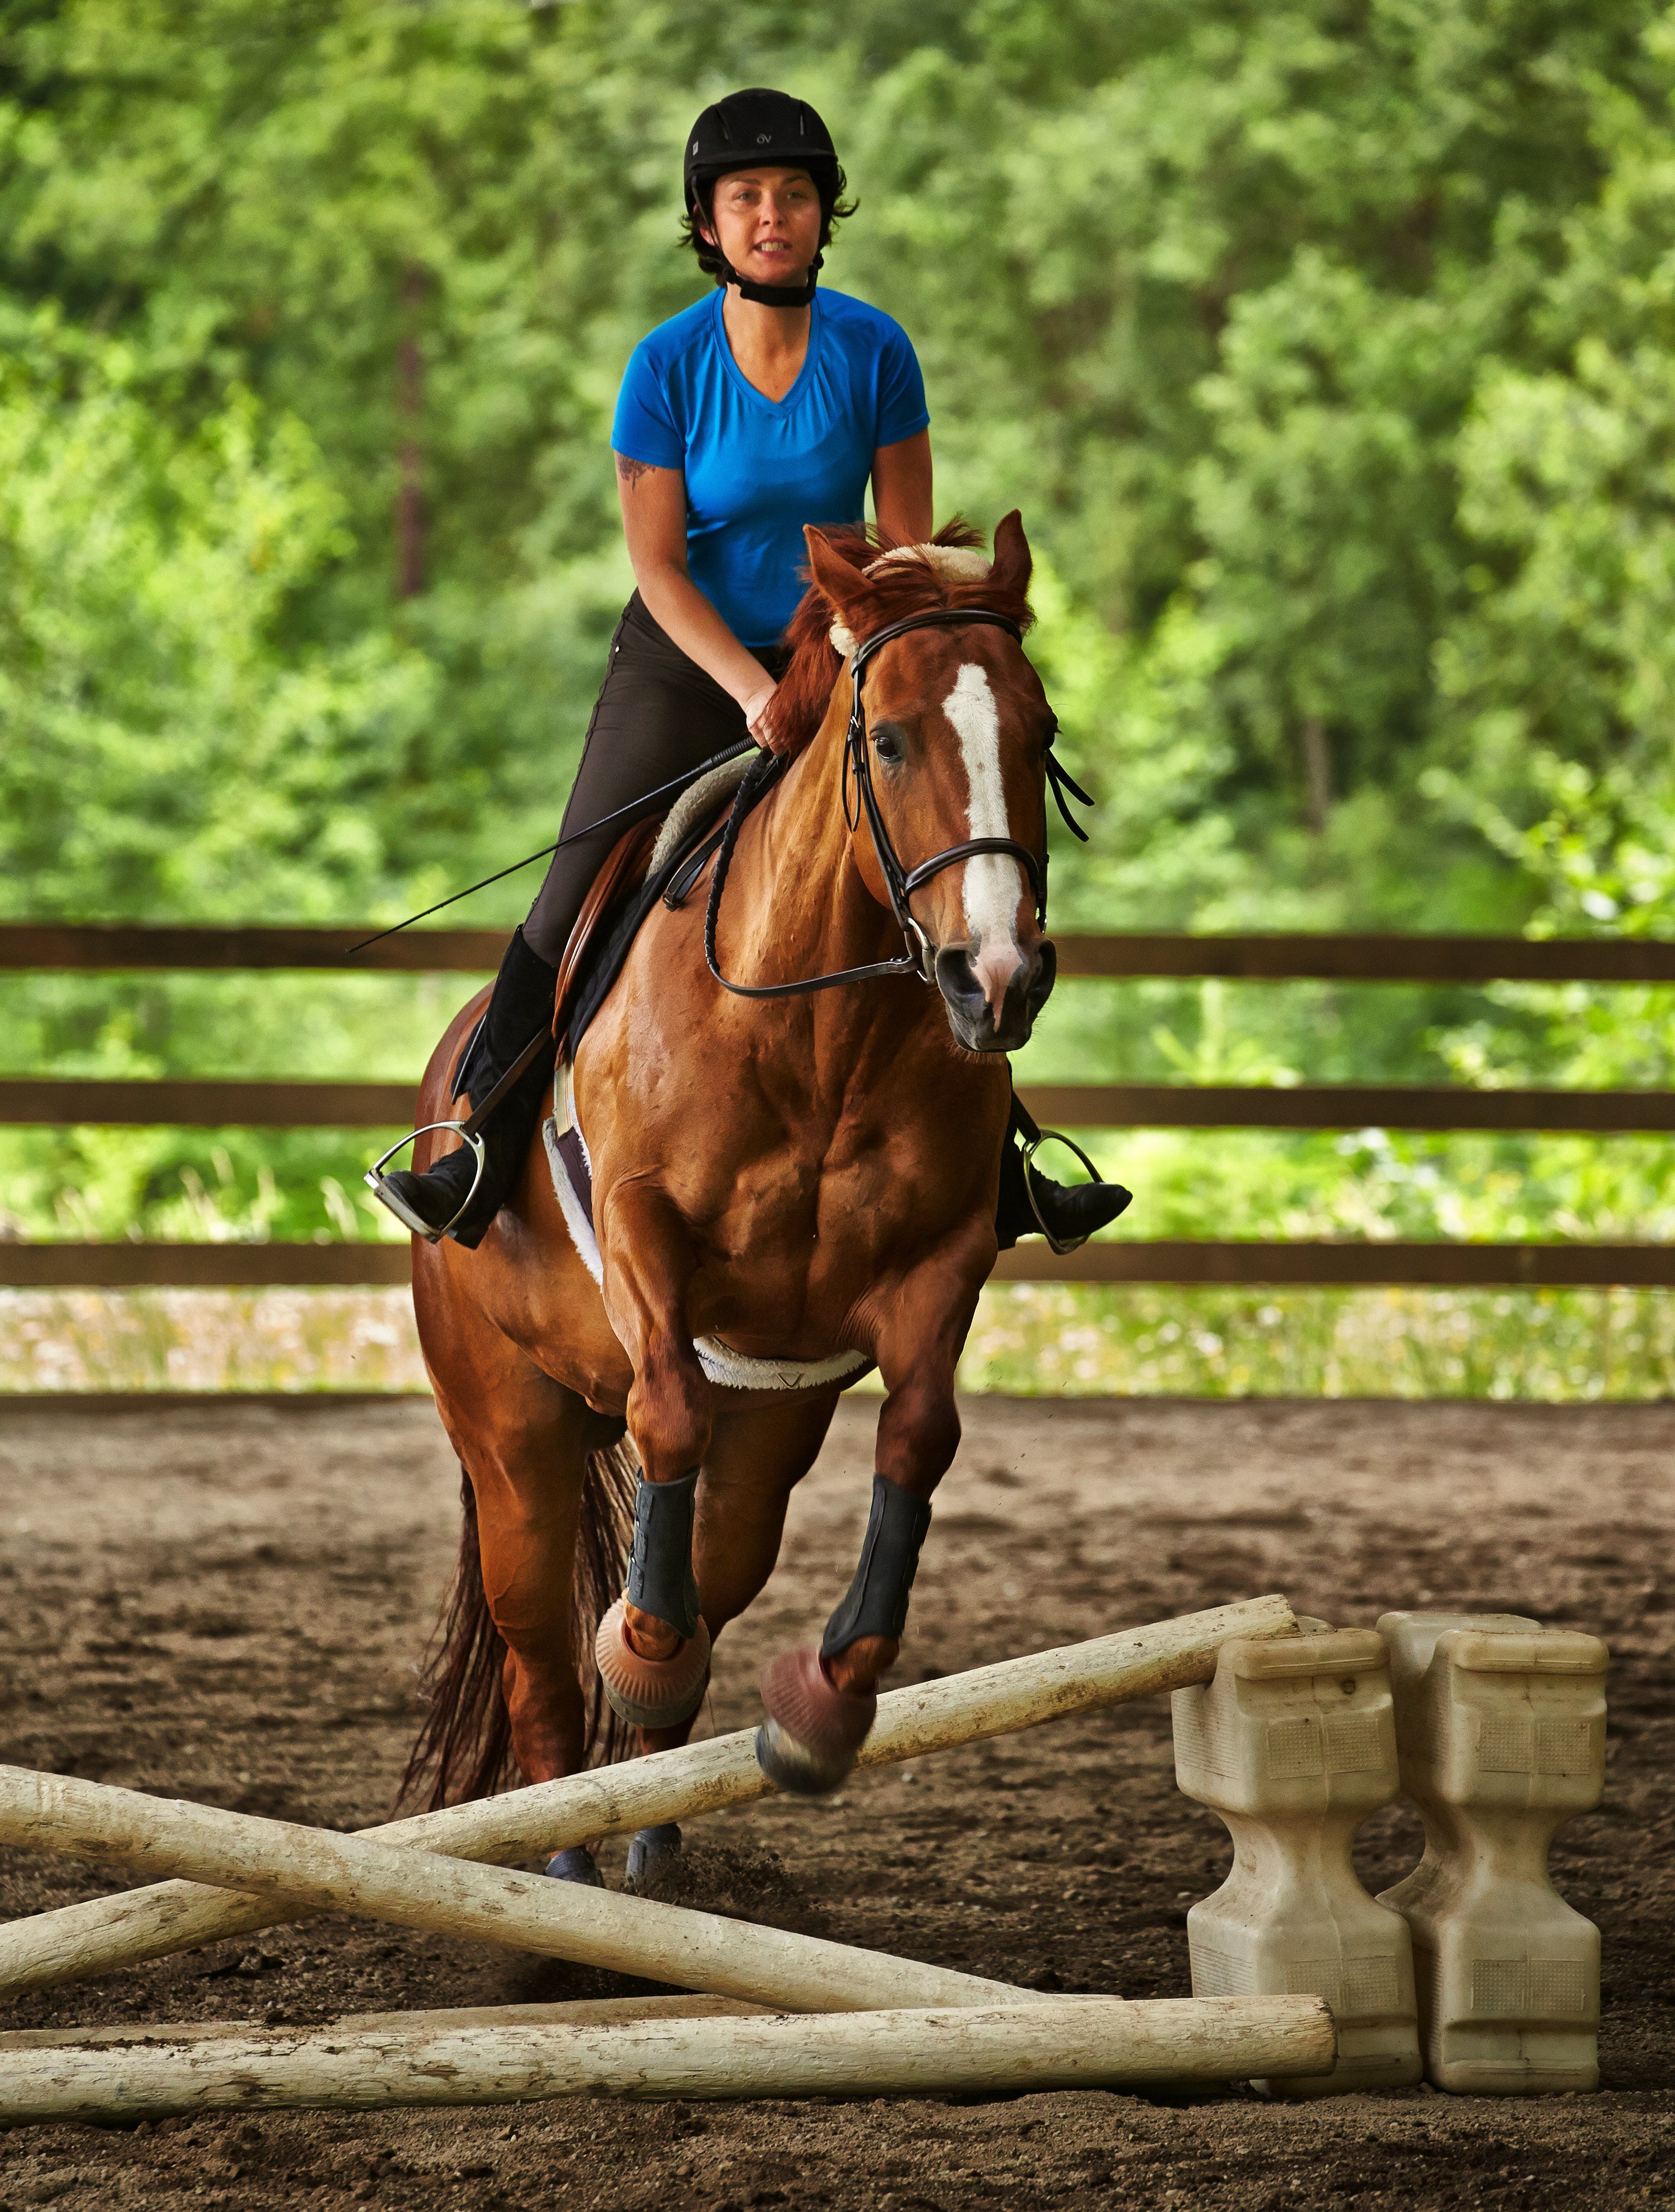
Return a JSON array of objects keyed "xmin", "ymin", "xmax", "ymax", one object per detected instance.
[{"xmin": 871, "ymin": 721, "xmax": 907, "ymax": 767}]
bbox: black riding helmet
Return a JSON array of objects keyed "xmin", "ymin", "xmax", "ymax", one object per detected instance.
[{"xmin": 683, "ymin": 87, "xmax": 841, "ymax": 308}]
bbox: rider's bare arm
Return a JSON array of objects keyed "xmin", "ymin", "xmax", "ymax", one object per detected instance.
[
  {"xmin": 615, "ymin": 452, "xmax": 780, "ymax": 744},
  {"xmin": 871, "ymin": 430, "xmax": 933, "ymax": 547}
]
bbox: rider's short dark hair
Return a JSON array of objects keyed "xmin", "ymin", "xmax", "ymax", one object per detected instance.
[{"xmin": 680, "ymin": 166, "xmax": 856, "ymax": 285}]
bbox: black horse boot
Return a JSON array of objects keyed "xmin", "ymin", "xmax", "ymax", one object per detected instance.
[
  {"xmin": 996, "ymin": 1089, "xmax": 1132, "ymax": 1254},
  {"xmin": 367, "ymin": 926, "xmax": 559, "ymax": 1248}
]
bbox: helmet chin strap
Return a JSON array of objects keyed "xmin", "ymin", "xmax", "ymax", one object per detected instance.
[{"xmin": 723, "ymin": 250, "xmax": 822, "ymax": 308}]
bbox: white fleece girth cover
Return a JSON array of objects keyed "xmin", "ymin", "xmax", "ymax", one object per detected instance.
[
  {"xmin": 542, "ymin": 1103, "xmax": 870, "ymax": 1395},
  {"xmin": 648, "ymin": 752, "xmax": 757, "ymax": 878}
]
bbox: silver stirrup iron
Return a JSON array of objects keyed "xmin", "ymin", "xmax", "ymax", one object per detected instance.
[
  {"xmin": 1023, "ymin": 1127, "xmax": 1106, "ymax": 1257},
  {"xmin": 365, "ymin": 1123, "xmax": 487, "ymax": 1245},
  {"xmin": 362, "ymin": 1021, "xmax": 553, "ymax": 1245}
]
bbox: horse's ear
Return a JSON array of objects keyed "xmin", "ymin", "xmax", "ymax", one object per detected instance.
[
  {"xmin": 804, "ymin": 526, "xmax": 873, "ymax": 621},
  {"xmin": 991, "ymin": 509, "xmax": 1032, "ymax": 600}
]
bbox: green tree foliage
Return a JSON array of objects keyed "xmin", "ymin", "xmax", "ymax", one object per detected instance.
[
  {"xmin": 0, "ymin": 317, "xmax": 433, "ymax": 922},
  {"xmin": 2, "ymin": 0, "xmax": 1674, "ymax": 1245},
  {"xmin": 1436, "ymin": 32, "xmax": 1675, "ymax": 949}
]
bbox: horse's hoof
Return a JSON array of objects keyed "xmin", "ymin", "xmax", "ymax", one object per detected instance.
[
  {"xmin": 544, "ymin": 1845, "xmax": 603, "ymax": 1887},
  {"xmin": 625, "ymin": 1822, "xmax": 683, "ymax": 1886},
  {"xmin": 594, "ymin": 1597, "xmax": 711, "ymax": 1729},
  {"xmin": 755, "ymin": 1648, "xmax": 877, "ymax": 1796}
]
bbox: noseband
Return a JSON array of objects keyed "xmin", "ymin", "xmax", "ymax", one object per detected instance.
[{"xmin": 705, "ymin": 605, "xmax": 1091, "ymax": 1001}]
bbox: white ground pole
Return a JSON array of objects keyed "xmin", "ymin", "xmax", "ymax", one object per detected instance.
[
  {"xmin": 0, "ymin": 1594, "xmax": 1294, "ymax": 1997},
  {"xmin": 0, "ymin": 1764, "xmax": 1053, "ymax": 2017},
  {"xmin": 0, "ymin": 1994, "xmax": 771, "ymax": 2053},
  {"xmin": 0, "ymin": 1997, "xmax": 1336, "ymax": 2125}
]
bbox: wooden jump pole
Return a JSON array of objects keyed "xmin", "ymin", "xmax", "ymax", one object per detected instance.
[
  {"xmin": 0, "ymin": 1593, "xmax": 1293, "ymax": 1996},
  {"xmin": 0, "ymin": 1997, "xmax": 1336, "ymax": 2124},
  {"xmin": 0, "ymin": 1764, "xmax": 1038, "ymax": 2017},
  {"xmin": 0, "ymin": 1994, "xmax": 769, "ymax": 2053}
]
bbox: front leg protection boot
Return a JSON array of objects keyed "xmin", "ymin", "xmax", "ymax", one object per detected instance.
[
  {"xmin": 819, "ymin": 1475, "xmax": 933, "ymax": 1658},
  {"xmin": 596, "ymin": 1469, "xmax": 710, "ymax": 1729}
]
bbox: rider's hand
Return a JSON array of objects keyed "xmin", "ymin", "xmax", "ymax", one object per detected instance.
[{"xmin": 741, "ymin": 682, "xmax": 781, "ymax": 754}]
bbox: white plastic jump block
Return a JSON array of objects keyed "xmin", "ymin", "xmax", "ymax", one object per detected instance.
[
  {"xmin": 1376, "ymin": 1611, "xmax": 1608, "ymax": 2096},
  {"xmin": 1172, "ymin": 1628, "xmax": 1422, "ymax": 2097}
]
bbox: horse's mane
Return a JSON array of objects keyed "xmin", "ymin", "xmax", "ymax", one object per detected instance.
[{"xmin": 770, "ymin": 518, "xmax": 1035, "ymax": 761}]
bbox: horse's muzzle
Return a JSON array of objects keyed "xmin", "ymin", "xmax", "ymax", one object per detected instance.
[{"xmin": 934, "ymin": 937, "xmax": 1057, "ymax": 1052}]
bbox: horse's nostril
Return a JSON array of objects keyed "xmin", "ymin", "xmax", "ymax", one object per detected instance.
[
  {"xmin": 934, "ymin": 946, "xmax": 985, "ymax": 1009},
  {"xmin": 1027, "ymin": 938, "xmax": 1057, "ymax": 1012}
]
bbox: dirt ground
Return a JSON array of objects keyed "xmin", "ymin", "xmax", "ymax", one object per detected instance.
[{"xmin": 0, "ymin": 1391, "xmax": 1670, "ymax": 2210}]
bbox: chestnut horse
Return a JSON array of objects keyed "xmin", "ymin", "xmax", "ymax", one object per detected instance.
[{"xmin": 404, "ymin": 514, "xmax": 1063, "ymax": 1859}]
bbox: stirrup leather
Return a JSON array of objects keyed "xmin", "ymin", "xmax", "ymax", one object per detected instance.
[
  {"xmin": 1021, "ymin": 1126, "xmax": 1108, "ymax": 1256},
  {"xmin": 364, "ymin": 1123, "xmax": 488, "ymax": 1244}
]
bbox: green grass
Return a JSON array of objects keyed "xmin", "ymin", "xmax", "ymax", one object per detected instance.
[
  {"xmin": 962, "ymin": 1283, "xmax": 1675, "ymax": 1400},
  {"xmin": 4, "ymin": 1283, "xmax": 1671, "ymax": 1401}
]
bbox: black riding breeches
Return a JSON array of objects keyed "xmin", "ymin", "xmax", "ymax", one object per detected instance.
[{"xmin": 523, "ymin": 592, "xmax": 784, "ymax": 967}]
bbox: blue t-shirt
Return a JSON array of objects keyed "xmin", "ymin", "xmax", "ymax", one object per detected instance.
[{"xmin": 611, "ymin": 287, "xmax": 929, "ymax": 647}]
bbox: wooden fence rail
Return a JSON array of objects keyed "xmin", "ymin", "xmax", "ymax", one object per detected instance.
[
  {"xmin": 5, "ymin": 924, "xmax": 1674, "ymax": 1293},
  {"xmin": 5, "ymin": 1078, "xmax": 1674, "ymax": 1136},
  {"xmin": 4, "ymin": 1242, "xmax": 1674, "ymax": 1289},
  {"xmin": 7, "ymin": 921, "xmax": 1675, "ymax": 982}
]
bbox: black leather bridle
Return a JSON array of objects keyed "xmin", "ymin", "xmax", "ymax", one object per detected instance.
[{"xmin": 705, "ymin": 606, "xmax": 1092, "ymax": 1001}]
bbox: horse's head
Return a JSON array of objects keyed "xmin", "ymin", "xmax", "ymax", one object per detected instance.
[{"xmin": 793, "ymin": 513, "xmax": 1057, "ymax": 1053}]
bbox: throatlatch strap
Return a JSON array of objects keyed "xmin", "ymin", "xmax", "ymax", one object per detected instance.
[
  {"xmin": 820, "ymin": 1475, "xmax": 933, "ymax": 1657},
  {"xmin": 626, "ymin": 1469, "xmax": 702, "ymax": 1639}
]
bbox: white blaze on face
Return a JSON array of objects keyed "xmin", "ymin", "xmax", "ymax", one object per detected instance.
[{"xmin": 942, "ymin": 662, "xmax": 1027, "ymax": 1019}]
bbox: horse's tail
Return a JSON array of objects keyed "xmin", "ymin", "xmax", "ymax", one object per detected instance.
[{"xmin": 397, "ymin": 1435, "xmax": 640, "ymax": 1813}]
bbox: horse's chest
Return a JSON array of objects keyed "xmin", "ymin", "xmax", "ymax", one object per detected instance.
[{"xmin": 702, "ymin": 1123, "xmax": 943, "ymax": 1282}]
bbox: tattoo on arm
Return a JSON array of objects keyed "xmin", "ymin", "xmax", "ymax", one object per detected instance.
[{"xmin": 615, "ymin": 454, "xmax": 655, "ymax": 489}]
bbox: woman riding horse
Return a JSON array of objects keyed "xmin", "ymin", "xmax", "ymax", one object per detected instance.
[{"xmin": 369, "ymin": 86, "xmax": 1126, "ymax": 1257}]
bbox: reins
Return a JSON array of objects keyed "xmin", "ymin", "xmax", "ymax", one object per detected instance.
[
  {"xmin": 704, "ymin": 606, "xmax": 1092, "ymax": 1002},
  {"xmin": 345, "ymin": 735, "xmax": 756, "ymax": 958}
]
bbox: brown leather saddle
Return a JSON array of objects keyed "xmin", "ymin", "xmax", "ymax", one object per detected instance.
[
  {"xmin": 543, "ymin": 797, "xmax": 741, "ymax": 1234},
  {"xmin": 550, "ymin": 792, "xmax": 738, "ymax": 1061},
  {"xmin": 551, "ymin": 817, "xmax": 661, "ymax": 1059}
]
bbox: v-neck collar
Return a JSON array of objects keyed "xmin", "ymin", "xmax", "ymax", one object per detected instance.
[{"xmin": 711, "ymin": 287, "xmax": 821, "ymax": 415}]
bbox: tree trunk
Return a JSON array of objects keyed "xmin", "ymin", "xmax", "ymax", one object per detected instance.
[
  {"xmin": 1299, "ymin": 715, "xmax": 1332, "ymax": 837},
  {"xmin": 395, "ymin": 262, "xmax": 426, "ymax": 600}
]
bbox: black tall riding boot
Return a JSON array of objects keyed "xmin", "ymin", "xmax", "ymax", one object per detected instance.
[
  {"xmin": 996, "ymin": 1088, "xmax": 1132, "ymax": 1254},
  {"xmin": 368, "ymin": 927, "xmax": 559, "ymax": 1249}
]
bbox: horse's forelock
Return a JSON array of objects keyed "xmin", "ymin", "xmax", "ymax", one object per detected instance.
[{"xmin": 768, "ymin": 519, "xmax": 1033, "ymax": 762}]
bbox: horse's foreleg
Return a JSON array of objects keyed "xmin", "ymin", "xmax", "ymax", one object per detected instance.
[
  {"xmin": 626, "ymin": 1391, "xmax": 840, "ymax": 1883},
  {"xmin": 818, "ymin": 1326, "xmax": 963, "ymax": 1688},
  {"xmin": 635, "ymin": 1389, "xmax": 842, "ymax": 1754},
  {"xmin": 757, "ymin": 1247, "xmax": 984, "ymax": 1795},
  {"xmin": 594, "ymin": 1183, "xmax": 716, "ymax": 1731}
]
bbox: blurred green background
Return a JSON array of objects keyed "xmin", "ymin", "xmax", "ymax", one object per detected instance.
[{"xmin": 5, "ymin": 0, "xmax": 1675, "ymax": 1391}]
